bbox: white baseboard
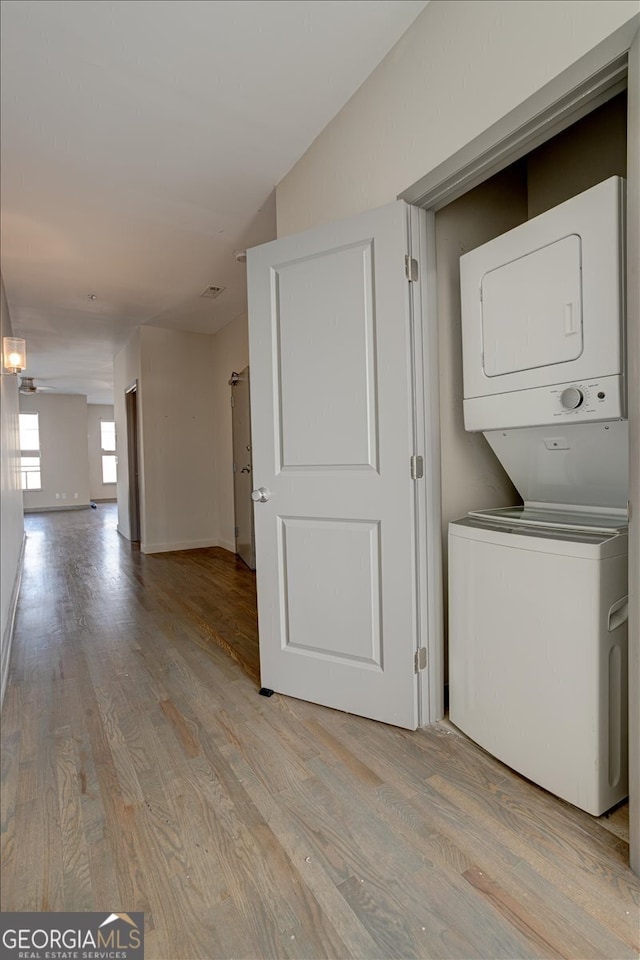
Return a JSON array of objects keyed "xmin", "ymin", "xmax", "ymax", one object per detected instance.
[
  {"xmin": 141, "ymin": 537, "xmax": 221, "ymax": 555},
  {"xmin": 141, "ymin": 538, "xmax": 239, "ymax": 555},
  {"xmin": 24, "ymin": 504, "xmax": 90, "ymax": 513},
  {"xmin": 1, "ymin": 533, "xmax": 26, "ymax": 710},
  {"xmin": 218, "ymin": 538, "xmax": 236, "ymax": 554}
]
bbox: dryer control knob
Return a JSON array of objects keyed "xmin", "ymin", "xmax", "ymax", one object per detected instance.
[{"xmin": 560, "ymin": 387, "xmax": 584, "ymax": 410}]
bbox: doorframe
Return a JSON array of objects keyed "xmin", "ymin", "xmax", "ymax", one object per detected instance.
[
  {"xmin": 400, "ymin": 15, "xmax": 639, "ymax": 873},
  {"xmin": 125, "ymin": 379, "xmax": 141, "ymax": 543},
  {"xmin": 410, "ymin": 207, "xmax": 444, "ymax": 725}
]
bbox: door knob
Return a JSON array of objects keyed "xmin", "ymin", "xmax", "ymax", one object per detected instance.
[{"xmin": 251, "ymin": 487, "xmax": 270, "ymax": 503}]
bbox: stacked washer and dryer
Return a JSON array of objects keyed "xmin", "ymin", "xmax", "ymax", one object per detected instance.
[{"xmin": 449, "ymin": 176, "xmax": 629, "ymax": 816}]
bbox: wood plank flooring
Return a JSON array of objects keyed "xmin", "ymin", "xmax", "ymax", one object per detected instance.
[{"xmin": 1, "ymin": 504, "xmax": 638, "ymax": 960}]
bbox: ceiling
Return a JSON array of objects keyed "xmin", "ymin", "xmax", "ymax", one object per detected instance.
[{"xmin": 0, "ymin": 0, "xmax": 428, "ymax": 404}]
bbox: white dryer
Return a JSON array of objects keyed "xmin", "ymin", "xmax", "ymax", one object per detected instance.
[{"xmin": 460, "ymin": 176, "xmax": 625, "ymax": 432}]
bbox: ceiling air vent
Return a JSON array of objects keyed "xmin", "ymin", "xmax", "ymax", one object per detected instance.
[{"xmin": 200, "ymin": 284, "xmax": 225, "ymax": 299}]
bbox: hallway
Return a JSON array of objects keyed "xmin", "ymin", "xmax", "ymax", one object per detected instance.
[{"xmin": 1, "ymin": 506, "xmax": 638, "ymax": 959}]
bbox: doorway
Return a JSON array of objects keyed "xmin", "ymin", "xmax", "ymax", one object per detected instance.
[
  {"xmin": 230, "ymin": 366, "xmax": 256, "ymax": 570},
  {"xmin": 125, "ymin": 380, "xmax": 140, "ymax": 543},
  {"xmin": 432, "ymin": 92, "xmax": 627, "ymax": 679}
]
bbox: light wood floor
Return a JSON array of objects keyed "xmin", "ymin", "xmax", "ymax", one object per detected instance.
[{"xmin": 1, "ymin": 505, "xmax": 638, "ymax": 960}]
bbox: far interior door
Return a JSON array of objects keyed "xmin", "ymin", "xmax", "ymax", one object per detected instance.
[
  {"xmin": 231, "ymin": 366, "xmax": 256, "ymax": 570},
  {"xmin": 247, "ymin": 200, "xmax": 431, "ymax": 729}
]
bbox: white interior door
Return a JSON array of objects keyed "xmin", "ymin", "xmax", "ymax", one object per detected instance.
[{"xmin": 247, "ymin": 201, "xmax": 429, "ymax": 729}]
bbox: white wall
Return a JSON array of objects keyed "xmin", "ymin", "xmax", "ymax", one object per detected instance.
[
  {"xmin": 114, "ymin": 320, "xmax": 248, "ymax": 555},
  {"xmin": 114, "ymin": 328, "xmax": 141, "ymax": 541},
  {"xmin": 0, "ymin": 275, "xmax": 24, "ymax": 708},
  {"xmin": 87, "ymin": 403, "xmax": 116, "ymax": 501},
  {"xmin": 17, "ymin": 395, "xmax": 116, "ymax": 511},
  {"xmin": 212, "ymin": 312, "xmax": 250, "ymax": 552},
  {"xmin": 526, "ymin": 91, "xmax": 627, "ymax": 217},
  {"xmin": 20, "ymin": 393, "xmax": 90, "ymax": 511},
  {"xmin": 139, "ymin": 326, "xmax": 218, "ymax": 553},
  {"xmin": 277, "ymin": 0, "xmax": 639, "ymax": 235}
]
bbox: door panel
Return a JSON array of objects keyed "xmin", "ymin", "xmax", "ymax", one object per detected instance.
[
  {"xmin": 248, "ymin": 201, "xmax": 423, "ymax": 729},
  {"xmin": 275, "ymin": 241, "xmax": 378, "ymax": 470},
  {"xmin": 280, "ymin": 517, "xmax": 382, "ymax": 666}
]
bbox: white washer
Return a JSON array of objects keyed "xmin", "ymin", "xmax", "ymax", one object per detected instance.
[{"xmin": 449, "ymin": 507, "xmax": 628, "ymax": 816}]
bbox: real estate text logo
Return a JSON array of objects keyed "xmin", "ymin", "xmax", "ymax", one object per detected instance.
[{"xmin": 0, "ymin": 912, "xmax": 144, "ymax": 960}]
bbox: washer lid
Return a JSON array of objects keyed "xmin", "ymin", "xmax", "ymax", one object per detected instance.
[
  {"xmin": 450, "ymin": 514, "xmax": 628, "ymax": 559},
  {"xmin": 483, "ymin": 419, "xmax": 628, "ymax": 511},
  {"xmin": 468, "ymin": 504, "xmax": 627, "ymax": 535}
]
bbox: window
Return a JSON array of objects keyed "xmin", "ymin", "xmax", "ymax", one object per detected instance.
[
  {"xmin": 100, "ymin": 420, "xmax": 117, "ymax": 484},
  {"xmin": 19, "ymin": 412, "xmax": 41, "ymax": 490}
]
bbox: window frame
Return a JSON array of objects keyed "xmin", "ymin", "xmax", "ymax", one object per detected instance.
[
  {"xmin": 100, "ymin": 419, "xmax": 117, "ymax": 485},
  {"xmin": 19, "ymin": 412, "xmax": 42, "ymax": 491}
]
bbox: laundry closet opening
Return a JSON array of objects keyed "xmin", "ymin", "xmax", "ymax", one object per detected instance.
[
  {"xmin": 433, "ymin": 89, "xmax": 627, "ymax": 676},
  {"xmin": 431, "ymin": 87, "xmax": 629, "ymax": 831}
]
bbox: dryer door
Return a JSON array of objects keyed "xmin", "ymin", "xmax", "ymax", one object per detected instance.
[{"xmin": 482, "ymin": 235, "xmax": 583, "ymax": 377}]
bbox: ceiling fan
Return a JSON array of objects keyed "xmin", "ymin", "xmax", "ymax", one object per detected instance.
[{"xmin": 19, "ymin": 377, "xmax": 57, "ymax": 395}]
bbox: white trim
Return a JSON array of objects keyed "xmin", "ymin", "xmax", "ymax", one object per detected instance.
[
  {"xmin": 24, "ymin": 504, "xmax": 90, "ymax": 513},
  {"xmin": 1, "ymin": 533, "xmax": 25, "ymax": 710},
  {"xmin": 410, "ymin": 206, "xmax": 443, "ymax": 725},
  {"xmin": 400, "ymin": 19, "xmax": 637, "ymax": 211},
  {"xmin": 141, "ymin": 537, "xmax": 221, "ymax": 554},
  {"xmin": 218, "ymin": 538, "xmax": 237, "ymax": 554}
]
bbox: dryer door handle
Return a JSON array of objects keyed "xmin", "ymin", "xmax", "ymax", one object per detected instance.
[
  {"xmin": 564, "ymin": 302, "xmax": 579, "ymax": 336},
  {"xmin": 608, "ymin": 595, "xmax": 628, "ymax": 632}
]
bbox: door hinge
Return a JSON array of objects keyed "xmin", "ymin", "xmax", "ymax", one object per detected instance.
[
  {"xmin": 410, "ymin": 455, "xmax": 424, "ymax": 480},
  {"xmin": 414, "ymin": 647, "xmax": 427, "ymax": 672},
  {"xmin": 230, "ymin": 396, "xmax": 235, "ymax": 407},
  {"xmin": 234, "ymin": 526, "xmax": 239, "ymax": 538},
  {"xmin": 233, "ymin": 462, "xmax": 237, "ymax": 473},
  {"xmin": 405, "ymin": 255, "xmax": 418, "ymax": 282}
]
